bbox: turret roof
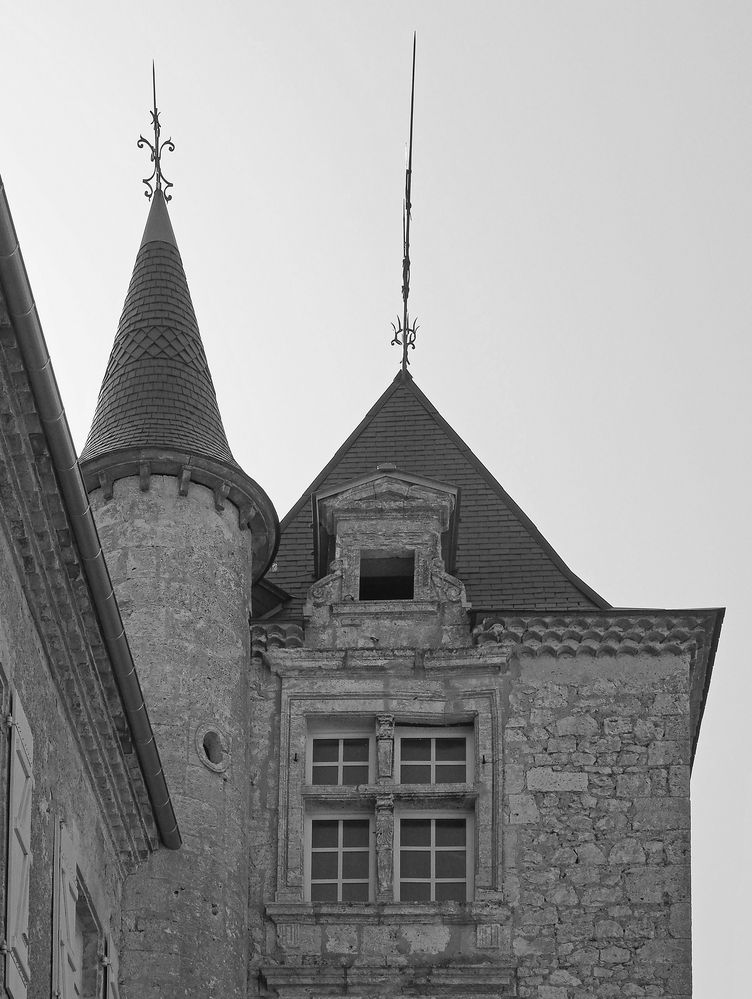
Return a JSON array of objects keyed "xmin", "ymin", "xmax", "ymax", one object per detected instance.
[
  {"xmin": 80, "ymin": 191, "xmax": 235, "ymax": 466},
  {"xmin": 264, "ymin": 371, "xmax": 609, "ymax": 618}
]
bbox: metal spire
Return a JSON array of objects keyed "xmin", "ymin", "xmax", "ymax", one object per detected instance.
[
  {"xmin": 138, "ymin": 62, "xmax": 175, "ymax": 201},
  {"xmin": 391, "ymin": 33, "xmax": 418, "ymax": 371}
]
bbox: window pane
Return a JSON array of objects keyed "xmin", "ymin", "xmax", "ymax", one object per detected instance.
[
  {"xmin": 311, "ymin": 852, "xmax": 338, "ymax": 879},
  {"xmin": 310, "ymin": 882, "xmax": 338, "ymax": 902},
  {"xmin": 341, "ymin": 765, "xmax": 369, "ymax": 785},
  {"xmin": 342, "ymin": 739, "xmax": 369, "ymax": 763},
  {"xmin": 311, "ymin": 820, "xmax": 338, "ymax": 848},
  {"xmin": 342, "ymin": 882, "xmax": 369, "ymax": 903},
  {"xmin": 342, "ymin": 820, "xmax": 370, "ymax": 848},
  {"xmin": 400, "ymin": 850, "xmax": 430, "ymax": 878},
  {"xmin": 311, "ymin": 765, "xmax": 339, "ymax": 786},
  {"xmin": 435, "ymin": 881, "xmax": 466, "ymax": 902},
  {"xmin": 435, "ymin": 738, "xmax": 466, "ymax": 762},
  {"xmin": 342, "ymin": 851, "xmax": 370, "ymax": 879},
  {"xmin": 435, "ymin": 764, "xmax": 466, "ymax": 783},
  {"xmin": 312, "ymin": 739, "xmax": 339, "ymax": 763},
  {"xmin": 435, "ymin": 819, "xmax": 466, "ymax": 847},
  {"xmin": 435, "ymin": 850, "xmax": 466, "ymax": 879},
  {"xmin": 401, "ymin": 739, "xmax": 430, "ymax": 761},
  {"xmin": 401, "ymin": 764, "xmax": 431, "ymax": 784},
  {"xmin": 401, "ymin": 882, "xmax": 431, "ymax": 902},
  {"xmin": 401, "ymin": 819, "xmax": 431, "ymax": 846}
]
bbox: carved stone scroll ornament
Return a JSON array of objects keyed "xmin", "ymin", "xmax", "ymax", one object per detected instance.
[
  {"xmin": 375, "ymin": 793, "xmax": 395, "ymax": 901},
  {"xmin": 376, "ymin": 714, "xmax": 395, "ymax": 780},
  {"xmin": 307, "ymin": 559, "xmax": 344, "ymax": 608},
  {"xmin": 428, "ymin": 557, "xmax": 466, "ymax": 605}
]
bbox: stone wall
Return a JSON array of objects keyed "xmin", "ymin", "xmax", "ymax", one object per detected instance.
[
  {"xmin": 0, "ymin": 515, "xmax": 124, "ymax": 999},
  {"xmin": 505, "ymin": 652, "xmax": 692, "ymax": 999},
  {"xmin": 248, "ymin": 624, "xmax": 697, "ymax": 999},
  {"xmin": 91, "ymin": 474, "xmax": 254, "ymax": 999}
]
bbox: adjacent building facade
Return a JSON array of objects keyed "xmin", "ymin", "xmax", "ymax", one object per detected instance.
[{"xmin": 0, "ymin": 163, "xmax": 722, "ymax": 999}]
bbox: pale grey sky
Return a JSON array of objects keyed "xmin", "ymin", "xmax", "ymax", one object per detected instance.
[{"xmin": 3, "ymin": 2, "xmax": 750, "ymax": 992}]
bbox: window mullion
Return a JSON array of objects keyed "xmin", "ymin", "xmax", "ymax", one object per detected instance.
[{"xmin": 375, "ymin": 792, "xmax": 394, "ymax": 903}]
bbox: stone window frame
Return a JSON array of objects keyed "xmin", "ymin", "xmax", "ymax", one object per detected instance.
[{"xmin": 274, "ymin": 687, "xmax": 501, "ymax": 908}]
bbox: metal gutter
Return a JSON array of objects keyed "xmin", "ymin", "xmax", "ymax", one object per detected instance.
[{"xmin": 0, "ymin": 174, "xmax": 181, "ymax": 850}]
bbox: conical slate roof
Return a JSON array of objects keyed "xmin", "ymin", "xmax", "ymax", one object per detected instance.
[{"xmin": 81, "ymin": 191, "xmax": 235, "ymax": 466}]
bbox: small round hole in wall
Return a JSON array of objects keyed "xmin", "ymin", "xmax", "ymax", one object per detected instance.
[
  {"xmin": 203, "ymin": 731, "xmax": 223, "ymax": 766},
  {"xmin": 195, "ymin": 724, "xmax": 230, "ymax": 773}
]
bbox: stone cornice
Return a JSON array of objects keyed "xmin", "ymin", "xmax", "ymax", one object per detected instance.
[
  {"xmin": 0, "ymin": 313, "xmax": 157, "ymax": 867},
  {"xmin": 260, "ymin": 960, "xmax": 515, "ymax": 996}
]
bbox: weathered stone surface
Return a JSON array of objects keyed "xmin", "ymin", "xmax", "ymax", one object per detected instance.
[{"xmin": 527, "ymin": 767, "xmax": 588, "ymax": 792}]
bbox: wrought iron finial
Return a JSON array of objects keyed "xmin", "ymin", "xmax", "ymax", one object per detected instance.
[
  {"xmin": 391, "ymin": 33, "xmax": 418, "ymax": 372},
  {"xmin": 138, "ymin": 62, "xmax": 175, "ymax": 201}
]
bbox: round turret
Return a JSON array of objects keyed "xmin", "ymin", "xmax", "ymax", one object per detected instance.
[{"xmin": 81, "ymin": 189, "xmax": 278, "ymax": 998}]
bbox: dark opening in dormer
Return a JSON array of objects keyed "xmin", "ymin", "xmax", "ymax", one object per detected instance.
[{"xmin": 359, "ymin": 550, "xmax": 415, "ymax": 600}]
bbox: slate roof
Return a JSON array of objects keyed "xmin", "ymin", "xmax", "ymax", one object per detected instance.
[
  {"xmin": 267, "ymin": 370, "xmax": 609, "ymax": 618},
  {"xmin": 81, "ymin": 191, "xmax": 236, "ymax": 466}
]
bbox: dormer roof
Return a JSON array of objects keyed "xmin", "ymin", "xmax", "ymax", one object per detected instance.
[{"xmin": 264, "ymin": 371, "xmax": 609, "ymax": 618}]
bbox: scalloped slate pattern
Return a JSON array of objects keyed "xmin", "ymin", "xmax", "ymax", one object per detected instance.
[{"xmin": 81, "ymin": 242, "xmax": 235, "ymax": 465}]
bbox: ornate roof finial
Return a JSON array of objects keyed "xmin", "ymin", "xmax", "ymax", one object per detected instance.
[
  {"xmin": 138, "ymin": 62, "xmax": 175, "ymax": 201},
  {"xmin": 391, "ymin": 33, "xmax": 418, "ymax": 372}
]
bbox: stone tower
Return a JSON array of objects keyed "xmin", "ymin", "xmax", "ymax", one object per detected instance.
[{"xmin": 80, "ymin": 190, "xmax": 278, "ymax": 998}]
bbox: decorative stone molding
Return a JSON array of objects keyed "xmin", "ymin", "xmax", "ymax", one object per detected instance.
[
  {"xmin": 376, "ymin": 714, "xmax": 395, "ymax": 781},
  {"xmin": 375, "ymin": 792, "xmax": 394, "ymax": 901}
]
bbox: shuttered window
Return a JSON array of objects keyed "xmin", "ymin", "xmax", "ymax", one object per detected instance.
[
  {"xmin": 5, "ymin": 688, "xmax": 34, "ymax": 999},
  {"xmin": 53, "ymin": 822, "xmax": 81, "ymax": 998}
]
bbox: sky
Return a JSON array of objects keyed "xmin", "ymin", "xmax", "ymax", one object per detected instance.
[{"xmin": 3, "ymin": 1, "xmax": 750, "ymax": 992}]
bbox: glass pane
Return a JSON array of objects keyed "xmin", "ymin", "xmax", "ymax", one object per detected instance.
[
  {"xmin": 435, "ymin": 764, "xmax": 466, "ymax": 784},
  {"xmin": 402, "ymin": 738, "xmax": 430, "ymax": 761},
  {"xmin": 435, "ymin": 738, "xmax": 466, "ymax": 762},
  {"xmin": 342, "ymin": 882, "xmax": 369, "ymax": 902},
  {"xmin": 311, "ymin": 765, "xmax": 339, "ymax": 786},
  {"xmin": 400, "ymin": 850, "xmax": 430, "ymax": 878},
  {"xmin": 312, "ymin": 739, "xmax": 339, "ymax": 763},
  {"xmin": 311, "ymin": 820, "xmax": 338, "ymax": 848},
  {"xmin": 342, "ymin": 820, "xmax": 370, "ymax": 848},
  {"xmin": 342, "ymin": 739, "xmax": 369, "ymax": 763},
  {"xmin": 400, "ymin": 819, "xmax": 431, "ymax": 846},
  {"xmin": 435, "ymin": 881, "xmax": 466, "ymax": 902},
  {"xmin": 311, "ymin": 852, "xmax": 338, "ymax": 879},
  {"xmin": 401, "ymin": 764, "xmax": 431, "ymax": 784},
  {"xmin": 400, "ymin": 881, "xmax": 431, "ymax": 902},
  {"xmin": 435, "ymin": 819, "xmax": 466, "ymax": 847},
  {"xmin": 342, "ymin": 851, "xmax": 369, "ymax": 879},
  {"xmin": 435, "ymin": 850, "xmax": 466, "ymax": 879},
  {"xmin": 342, "ymin": 765, "xmax": 369, "ymax": 785},
  {"xmin": 310, "ymin": 882, "xmax": 338, "ymax": 902}
]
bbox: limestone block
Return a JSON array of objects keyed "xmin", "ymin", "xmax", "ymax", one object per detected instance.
[
  {"xmin": 555, "ymin": 715, "xmax": 599, "ymax": 737},
  {"xmin": 508, "ymin": 793, "xmax": 540, "ymax": 824},
  {"xmin": 608, "ymin": 838, "xmax": 646, "ymax": 864},
  {"xmin": 625, "ymin": 866, "xmax": 689, "ymax": 904},
  {"xmin": 527, "ymin": 768, "xmax": 588, "ymax": 792},
  {"xmin": 631, "ymin": 798, "xmax": 690, "ymax": 831}
]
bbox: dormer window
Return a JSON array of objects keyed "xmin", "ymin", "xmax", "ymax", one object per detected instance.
[{"xmin": 359, "ymin": 549, "xmax": 415, "ymax": 601}]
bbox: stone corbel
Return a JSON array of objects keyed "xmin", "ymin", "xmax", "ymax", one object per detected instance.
[
  {"xmin": 178, "ymin": 464, "xmax": 193, "ymax": 496},
  {"xmin": 213, "ymin": 481, "xmax": 231, "ymax": 512},
  {"xmin": 97, "ymin": 469, "xmax": 113, "ymax": 500},
  {"xmin": 138, "ymin": 461, "xmax": 151, "ymax": 492}
]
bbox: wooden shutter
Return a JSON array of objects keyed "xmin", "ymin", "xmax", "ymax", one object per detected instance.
[
  {"xmin": 104, "ymin": 933, "xmax": 120, "ymax": 999},
  {"xmin": 53, "ymin": 822, "xmax": 80, "ymax": 999},
  {"xmin": 5, "ymin": 689, "xmax": 34, "ymax": 999}
]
